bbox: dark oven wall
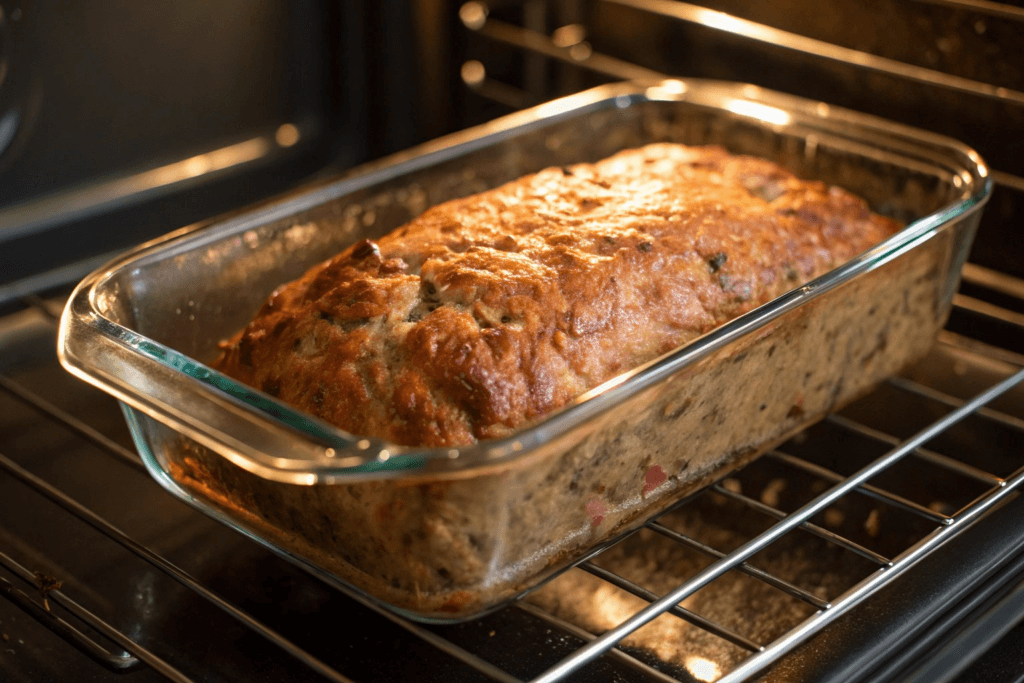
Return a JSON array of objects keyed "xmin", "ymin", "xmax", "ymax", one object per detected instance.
[
  {"xmin": 0, "ymin": 0, "xmax": 447, "ymax": 304},
  {"xmin": 2, "ymin": 0, "xmax": 1021, "ymax": 300}
]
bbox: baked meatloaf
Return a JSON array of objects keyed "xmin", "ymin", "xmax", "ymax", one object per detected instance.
[{"xmin": 214, "ymin": 143, "xmax": 899, "ymax": 446}]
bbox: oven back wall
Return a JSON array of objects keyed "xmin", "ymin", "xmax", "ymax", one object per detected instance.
[{"xmin": 0, "ymin": 0, "xmax": 346, "ymax": 300}]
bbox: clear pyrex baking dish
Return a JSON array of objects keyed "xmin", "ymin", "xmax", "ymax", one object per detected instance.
[{"xmin": 58, "ymin": 80, "xmax": 990, "ymax": 622}]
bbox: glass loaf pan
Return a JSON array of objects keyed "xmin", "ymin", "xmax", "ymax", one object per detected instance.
[{"xmin": 59, "ymin": 80, "xmax": 990, "ymax": 622}]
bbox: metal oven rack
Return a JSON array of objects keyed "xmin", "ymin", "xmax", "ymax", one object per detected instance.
[
  {"xmin": 4, "ymin": 1, "xmax": 1024, "ymax": 682},
  {"xmin": 5, "ymin": 277, "xmax": 1024, "ymax": 682}
]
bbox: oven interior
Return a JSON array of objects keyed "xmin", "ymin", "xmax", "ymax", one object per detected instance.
[{"xmin": 2, "ymin": 1, "xmax": 1024, "ymax": 682}]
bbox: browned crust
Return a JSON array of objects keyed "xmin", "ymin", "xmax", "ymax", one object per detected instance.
[{"xmin": 213, "ymin": 143, "xmax": 900, "ymax": 447}]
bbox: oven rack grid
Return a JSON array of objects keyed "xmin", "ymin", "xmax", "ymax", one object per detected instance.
[
  {"xmin": 452, "ymin": 4, "xmax": 1024, "ymax": 675},
  {"xmin": 1, "ymin": 263, "xmax": 1023, "ymax": 683}
]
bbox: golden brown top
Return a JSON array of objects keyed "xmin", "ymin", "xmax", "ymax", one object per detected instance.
[{"xmin": 215, "ymin": 144, "xmax": 900, "ymax": 447}]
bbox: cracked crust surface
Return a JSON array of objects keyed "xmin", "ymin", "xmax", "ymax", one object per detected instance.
[{"xmin": 214, "ymin": 143, "xmax": 900, "ymax": 447}]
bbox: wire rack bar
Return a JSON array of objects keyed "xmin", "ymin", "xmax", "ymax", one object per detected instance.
[
  {"xmin": 825, "ymin": 413, "xmax": 1003, "ymax": 486},
  {"xmin": 721, "ymin": 463, "xmax": 1024, "ymax": 681},
  {"xmin": 529, "ymin": 365, "xmax": 1024, "ymax": 683},
  {"xmin": 16, "ymin": 10, "xmax": 1024, "ymax": 673},
  {"xmin": 603, "ymin": 0, "xmax": 1024, "ymax": 106},
  {"xmin": 644, "ymin": 521, "xmax": 831, "ymax": 608},
  {"xmin": 709, "ymin": 486, "xmax": 891, "ymax": 565},
  {"xmin": 465, "ymin": 11, "xmax": 664, "ymax": 82},
  {"xmin": 961, "ymin": 262, "xmax": 1024, "ymax": 300},
  {"xmin": 469, "ymin": 0, "xmax": 1024, "ymax": 112},
  {"xmin": 0, "ymin": 549, "xmax": 191, "ymax": 682},
  {"xmin": 954, "ymin": 293, "xmax": 1024, "ymax": 328},
  {"xmin": 461, "ymin": 27, "xmax": 1024, "ymax": 200},
  {"xmin": 578, "ymin": 561, "xmax": 763, "ymax": 652},
  {"xmin": 766, "ymin": 450, "xmax": 953, "ymax": 525},
  {"xmin": 514, "ymin": 602, "xmax": 684, "ymax": 683},
  {"xmin": 991, "ymin": 170, "xmax": 1024, "ymax": 193},
  {"xmin": 887, "ymin": 375, "xmax": 1024, "ymax": 434},
  {"xmin": 463, "ymin": 14, "xmax": 1024, "ymax": 200},
  {"xmin": 0, "ymin": 574, "xmax": 141, "ymax": 673},
  {"xmin": 464, "ymin": 74, "xmax": 536, "ymax": 110},
  {"xmin": 938, "ymin": 330, "xmax": 1024, "ymax": 368},
  {"xmin": 0, "ymin": 252, "xmax": 123, "ymax": 310},
  {"xmin": 3, "ymin": 306, "xmax": 529, "ymax": 683},
  {"xmin": 0, "ymin": 374, "xmax": 144, "ymax": 471},
  {"xmin": 0, "ymin": 450, "xmax": 360, "ymax": 683},
  {"xmin": 0, "ymin": 448, "xmax": 525, "ymax": 683},
  {"xmin": 954, "ymin": 465, "xmax": 1024, "ymax": 519},
  {"xmin": 910, "ymin": 0, "xmax": 1024, "ymax": 22}
]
